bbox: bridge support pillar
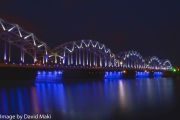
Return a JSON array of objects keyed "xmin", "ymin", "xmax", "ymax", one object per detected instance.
[
  {"xmin": 86, "ymin": 50, "xmax": 88, "ymax": 65},
  {"xmin": 68, "ymin": 55, "xmax": 70, "ymax": 65},
  {"xmin": 54, "ymin": 53, "xmax": 57, "ymax": 64},
  {"xmin": 100, "ymin": 54, "xmax": 102, "ymax": 67},
  {"xmin": 94, "ymin": 54, "xmax": 95, "ymax": 66},
  {"xmin": 79, "ymin": 49, "xmax": 81, "ymax": 65},
  {"xmin": 76, "ymin": 51, "xmax": 77, "ymax": 65},
  {"xmin": 45, "ymin": 54, "xmax": 49, "ymax": 65},
  {"xmin": 4, "ymin": 41, "xmax": 6, "ymax": 63},
  {"xmin": 21, "ymin": 46, "xmax": 24, "ymax": 63},
  {"xmin": 59, "ymin": 57, "xmax": 61, "ymax": 65},
  {"xmin": 9, "ymin": 43, "xmax": 11, "ymax": 63},
  {"xmin": 105, "ymin": 57, "xmax": 107, "ymax": 67},
  {"xmin": 34, "ymin": 51, "xmax": 36, "ymax": 63},
  {"xmin": 95, "ymin": 55, "xmax": 97, "ymax": 67},
  {"xmin": 71, "ymin": 53, "xmax": 73, "ymax": 64},
  {"xmin": 90, "ymin": 52, "xmax": 91, "ymax": 67},
  {"xmin": 83, "ymin": 49, "xmax": 85, "ymax": 66},
  {"xmin": 42, "ymin": 56, "xmax": 45, "ymax": 64}
]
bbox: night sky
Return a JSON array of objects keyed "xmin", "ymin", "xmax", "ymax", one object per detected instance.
[{"xmin": 0, "ymin": 0, "xmax": 180, "ymax": 66}]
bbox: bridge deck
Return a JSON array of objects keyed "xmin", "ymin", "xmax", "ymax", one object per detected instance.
[{"xmin": 0, "ymin": 63, "xmax": 167, "ymax": 71}]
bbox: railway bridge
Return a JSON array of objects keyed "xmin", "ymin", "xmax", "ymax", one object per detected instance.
[{"xmin": 0, "ymin": 18, "xmax": 173, "ymax": 80}]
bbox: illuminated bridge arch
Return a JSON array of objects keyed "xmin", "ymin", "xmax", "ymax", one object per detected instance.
[
  {"xmin": 144, "ymin": 56, "xmax": 161, "ymax": 70},
  {"xmin": 115, "ymin": 50, "xmax": 145, "ymax": 69},
  {"xmin": 161, "ymin": 59, "xmax": 172, "ymax": 70},
  {"xmin": 52, "ymin": 40, "xmax": 116, "ymax": 67},
  {"xmin": 0, "ymin": 18, "xmax": 54, "ymax": 63}
]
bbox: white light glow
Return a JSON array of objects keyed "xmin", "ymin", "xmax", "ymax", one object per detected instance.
[{"xmin": 8, "ymin": 26, "xmax": 15, "ymax": 32}]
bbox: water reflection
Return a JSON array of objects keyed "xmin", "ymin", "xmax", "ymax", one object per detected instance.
[{"xmin": 0, "ymin": 78, "xmax": 176, "ymax": 120}]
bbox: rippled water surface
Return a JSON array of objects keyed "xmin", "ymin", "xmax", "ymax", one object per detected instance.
[{"xmin": 1, "ymin": 78, "xmax": 180, "ymax": 120}]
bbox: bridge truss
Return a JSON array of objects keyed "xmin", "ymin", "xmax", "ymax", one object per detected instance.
[
  {"xmin": 115, "ymin": 50, "xmax": 146, "ymax": 69},
  {"xmin": 52, "ymin": 40, "xmax": 116, "ymax": 67},
  {"xmin": 115, "ymin": 51, "xmax": 172, "ymax": 70},
  {"xmin": 0, "ymin": 18, "xmax": 54, "ymax": 63},
  {"xmin": 161, "ymin": 59, "xmax": 172, "ymax": 70},
  {"xmin": 144, "ymin": 56, "xmax": 161, "ymax": 70},
  {"xmin": 0, "ymin": 18, "xmax": 173, "ymax": 70}
]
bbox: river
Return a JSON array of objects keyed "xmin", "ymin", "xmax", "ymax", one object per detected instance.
[{"xmin": 0, "ymin": 77, "xmax": 180, "ymax": 120}]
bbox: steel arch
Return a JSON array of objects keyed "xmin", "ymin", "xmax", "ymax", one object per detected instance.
[
  {"xmin": 116, "ymin": 50, "xmax": 145, "ymax": 69},
  {"xmin": 0, "ymin": 18, "xmax": 54, "ymax": 63},
  {"xmin": 144, "ymin": 56, "xmax": 161, "ymax": 70},
  {"xmin": 161, "ymin": 59, "xmax": 172, "ymax": 70},
  {"xmin": 52, "ymin": 40, "xmax": 116, "ymax": 67}
]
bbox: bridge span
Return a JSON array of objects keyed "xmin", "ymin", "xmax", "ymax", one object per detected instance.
[
  {"xmin": 0, "ymin": 63, "xmax": 169, "ymax": 71},
  {"xmin": 0, "ymin": 18, "xmax": 172, "ymax": 70},
  {"xmin": 0, "ymin": 18, "xmax": 174, "ymax": 80}
]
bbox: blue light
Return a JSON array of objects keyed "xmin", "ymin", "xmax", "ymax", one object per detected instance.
[
  {"xmin": 54, "ymin": 71, "xmax": 57, "ymax": 75},
  {"xmin": 153, "ymin": 72, "xmax": 163, "ymax": 78},
  {"xmin": 104, "ymin": 71, "xmax": 123, "ymax": 79},
  {"xmin": 37, "ymin": 71, "xmax": 41, "ymax": 75},
  {"xmin": 136, "ymin": 71, "xmax": 149, "ymax": 79},
  {"xmin": 13, "ymin": 63, "xmax": 15, "ymax": 65},
  {"xmin": 35, "ymin": 70, "xmax": 62, "ymax": 82},
  {"xmin": 42, "ymin": 71, "xmax": 46, "ymax": 75},
  {"xmin": 58, "ymin": 71, "xmax": 62, "ymax": 74}
]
